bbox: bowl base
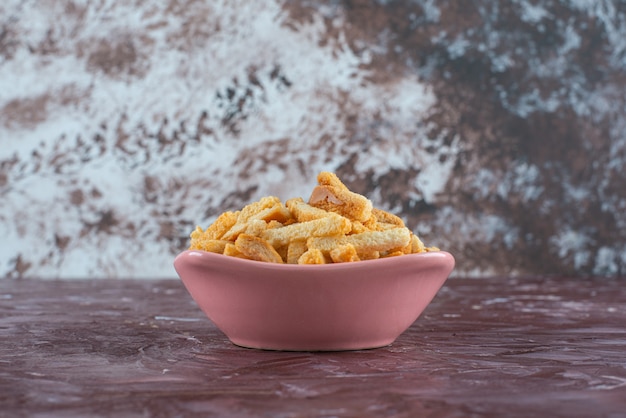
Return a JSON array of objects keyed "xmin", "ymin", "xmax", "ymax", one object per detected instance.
[{"xmin": 228, "ymin": 337, "xmax": 396, "ymax": 352}]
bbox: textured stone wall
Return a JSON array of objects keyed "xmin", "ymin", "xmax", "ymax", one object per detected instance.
[{"xmin": 2, "ymin": 0, "xmax": 625, "ymax": 278}]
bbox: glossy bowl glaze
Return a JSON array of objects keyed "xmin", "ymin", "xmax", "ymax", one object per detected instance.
[{"xmin": 174, "ymin": 250, "xmax": 455, "ymax": 351}]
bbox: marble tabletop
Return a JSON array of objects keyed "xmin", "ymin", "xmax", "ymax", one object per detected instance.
[{"xmin": 2, "ymin": 276, "xmax": 625, "ymax": 417}]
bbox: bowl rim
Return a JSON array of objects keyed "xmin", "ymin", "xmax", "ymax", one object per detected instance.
[{"xmin": 175, "ymin": 248, "xmax": 455, "ymax": 274}]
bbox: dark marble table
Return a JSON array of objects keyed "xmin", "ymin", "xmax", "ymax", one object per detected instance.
[{"xmin": 1, "ymin": 276, "xmax": 625, "ymax": 417}]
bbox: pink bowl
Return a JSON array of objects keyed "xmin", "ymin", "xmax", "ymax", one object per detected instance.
[{"xmin": 174, "ymin": 250, "xmax": 455, "ymax": 351}]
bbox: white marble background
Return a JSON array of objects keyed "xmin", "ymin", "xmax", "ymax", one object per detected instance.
[{"xmin": 2, "ymin": 0, "xmax": 625, "ymax": 278}]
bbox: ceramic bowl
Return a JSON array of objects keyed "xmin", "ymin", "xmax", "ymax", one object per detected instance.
[{"xmin": 174, "ymin": 250, "xmax": 455, "ymax": 351}]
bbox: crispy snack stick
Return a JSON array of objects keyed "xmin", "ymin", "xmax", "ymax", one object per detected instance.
[
  {"xmin": 221, "ymin": 196, "xmax": 284, "ymax": 241},
  {"xmin": 407, "ymin": 234, "xmax": 441, "ymax": 253},
  {"xmin": 330, "ymin": 244, "xmax": 359, "ymax": 263},
  {"xmin": 189, "ymin": 239, "xmax": 230, "ymax": 254},
  {"xmin": 410, "ymin": 234, "xmax": 426, "ymax": 253},
  {"xmin": 286, "ymin": 198, "xmax": 339, "ymax": 222},
  {"xmin": 372, "ymin": 207, "xmax": 405, "ymax": 227},
  {"xmin": 287, "ymin": 239, "xmax": 308, "ymax": 264},
  {"xmin": 223, "ymin": 242, "xmax": 246, "ymax": 258},
  {"xmin": 263, "ymin": 214, "xmax": 351, "ymax": 248},
  {"xmin": 358, "ymin": 249, "xmax": 380, "ymax": 260},
  {"xmin": 308, "ymin": 227, "xmax": 411, "ymax": 254},
  {"xmin": 308, "ymin": 172, "xmax": 373, "ymax": 222},
  {"xmin": 189, "ymin": 211, "xmax": 238, "ymax": 245},
  {"xmin": 349, "ymin": 221, "xmax": 370, "ymax": 235},
  {"xmin": 306, "ymin": 235, "xmax": 347, "ymax": 253},
  {"xmin": 234, "ymin": 234, "xmax": 284, "ymax": 263},
  {"xmin": 244, "ymin": 219, "xmax": 270, "ymax": 237},
  {"xmin": 382, "ymin": 250, "xmax": 405, "ymax": 258},
  {"xmin": 275, "ymin": 244, "xmax": 289, "ymax": 263},
  {"xmin": 240, "ymin": 196, "xmax": 282, "ymax": 221},
  {"xmin": 252, "ymin": 204, "xmax": 293, "ymax": 223},
  {"xmin": 298, "ymin": 248, "xmax": 326, "ymax": 264},
  {"xmin": 347, "ymin": 228, "xmax": 411, "ymax": 252},
  {"xmin": 375, "ymin": 222, "xmax": 405, "ymax": 231}
]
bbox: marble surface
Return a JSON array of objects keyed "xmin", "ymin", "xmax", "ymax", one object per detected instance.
[
  {"xmin": 1, "ymin": 276, "xmax": 625, "ymax": 417},
  {"xmin": 1, "ymin": 1, "xmax": 626, "ymax": 278}
]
